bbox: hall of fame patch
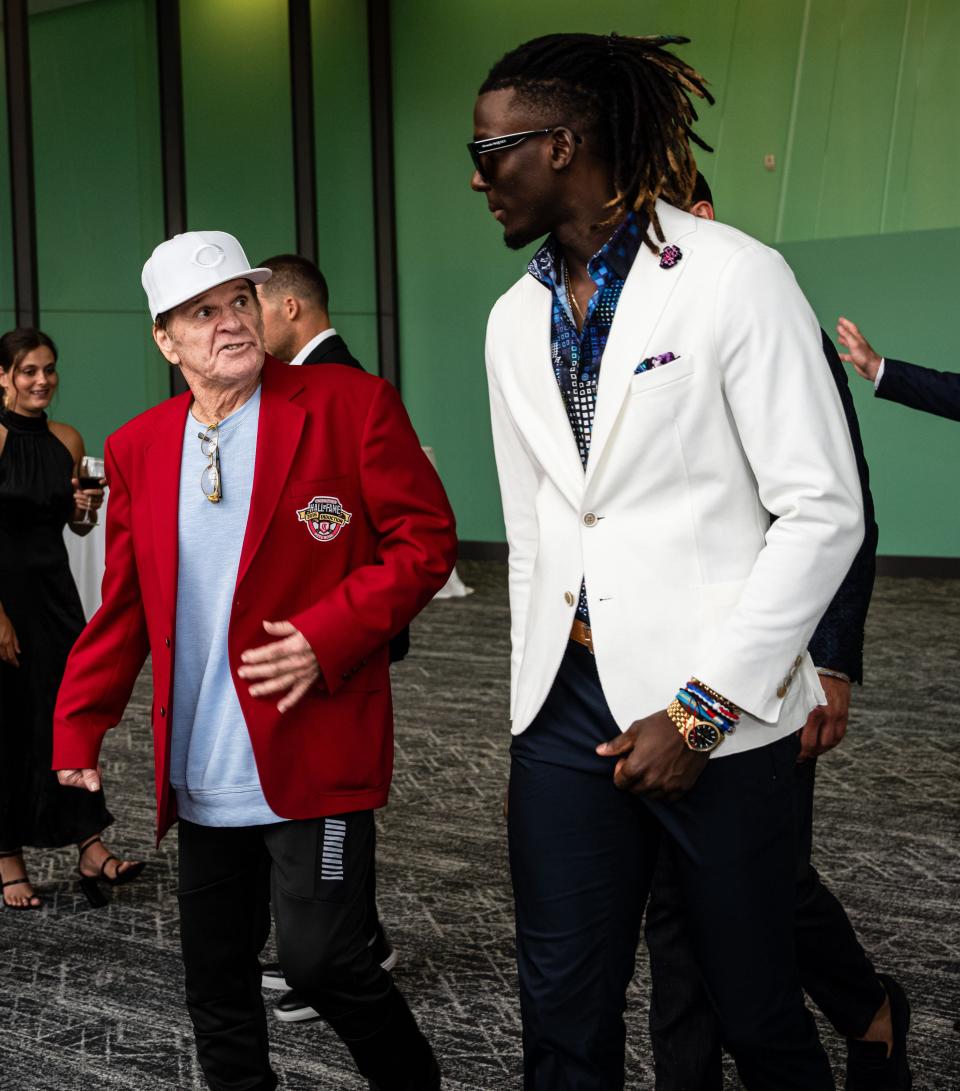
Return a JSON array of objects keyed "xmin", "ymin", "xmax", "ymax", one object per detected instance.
[{"xmin": 296, "ymin": 496, "xmax": 352, "ymax": 542}]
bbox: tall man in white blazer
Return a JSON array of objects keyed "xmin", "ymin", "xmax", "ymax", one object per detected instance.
[{"xmin": 471, "ymin": 33, "xmax": 865, "ymax": 1091}]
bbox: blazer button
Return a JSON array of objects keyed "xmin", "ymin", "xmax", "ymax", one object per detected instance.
[
  {"xmin": 583, "ymin": 512, "xmax": 598, "ymax": 527},
  {"xmin": 564, "ymin": 591, "xmax": 575, "ymax": 606},
  {"xmin": 159, "ymin": 706, "xmax": 166, "ymax": 717},
  {"xmin": 165, "ymin": 637, "xmax": 171, "ymax": 648},
  {"xmin": 776, "ymin": 684, "xmax": 787, "ymax": 699}
]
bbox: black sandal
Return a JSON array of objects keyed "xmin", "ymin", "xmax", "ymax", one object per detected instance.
[
  {"xmin": 0, "ymin": 849, "xmax": 43, "ymax": 911},
  {"xmin": 76, "ymin": 834, "xmax": 146, "ymax": 908}
]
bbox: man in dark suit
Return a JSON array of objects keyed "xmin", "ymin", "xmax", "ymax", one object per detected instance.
[
  {"xmin": 838, "ymin": 315, "xmax": 960, "ymax": 421},
  {"xmin": 641, "ymin": 175, "xmax": 910, "ymax": 1091},
  {"xmin": 256, "ymin": 253, "xmax": 407, "ymax": 1026},
  {"xmin": 257, "ymin": 253, "xmax": 361, "ymax": 369}
]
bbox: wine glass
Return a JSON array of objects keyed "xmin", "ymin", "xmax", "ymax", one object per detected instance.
[{"xmin": 77, "ymin": 455, "xmax": 105, "ymax": 526}]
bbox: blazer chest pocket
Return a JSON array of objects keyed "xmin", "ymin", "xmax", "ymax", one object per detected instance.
[
  {"xmin": 285, "ymin": 474, "xmax": 348, "ymax": 498},
  {"xmin": 629, "ymin": 353, "xmax": 694, "ymax": 396}
]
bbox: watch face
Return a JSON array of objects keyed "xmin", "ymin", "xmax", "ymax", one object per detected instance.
[{"xmin": 685, "ymin": 721, "xmax": 722, "ymax": 752}]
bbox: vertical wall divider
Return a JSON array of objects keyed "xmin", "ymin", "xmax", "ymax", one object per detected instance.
[
  {"xmin": 3, "ymin": 0, "xmax": 39, "ymax": 330},
  {"xmin": 366, "ymin": 0, "xmax": 399, "ymax": 388},
  {"xmin": 155, "ymin": 0, "xmax": 188, "ymax": 395},
  {"xmin": 289, "ymin": 0, "xmax": 318, "ymax": 263}
]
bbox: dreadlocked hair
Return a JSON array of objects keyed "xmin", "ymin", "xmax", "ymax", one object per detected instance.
[{"xmin": 479, "ymin": 32, "xmax": 714, "ymax": 252}]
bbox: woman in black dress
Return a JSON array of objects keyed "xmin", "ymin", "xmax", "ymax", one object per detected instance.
[{"xmin": 0, "ymin": 328, "xmax": 144, "ymax": 909}]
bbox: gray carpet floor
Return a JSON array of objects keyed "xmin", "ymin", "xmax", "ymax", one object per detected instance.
[{"xmin": 1, "ymin": 561, "xmax": 958, "ymax": 1090}]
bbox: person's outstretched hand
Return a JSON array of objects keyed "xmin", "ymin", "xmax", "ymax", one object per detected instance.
[{"xmin": 837, "ymin": 317, "xmax": 882, "ymax": 382}]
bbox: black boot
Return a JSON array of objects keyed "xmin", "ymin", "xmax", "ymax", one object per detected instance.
[{"xmin": 337, "ymin": 986, "xmax": 441, "ymax": 1091}]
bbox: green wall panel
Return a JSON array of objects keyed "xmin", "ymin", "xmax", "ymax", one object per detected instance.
[
  {"xmin": 778, "ymin": 227, "xmax": 959, "ymax": 557},
  {"xmin": 706, "ymin": 0, "xmax": 805, "ymax": 243},
  {"xmin": 809, "ymin": 0, "xmax": 906, "ymax": 241},
  {"xmin": 311, "ymin": 0, "xmax": 377, "ymax": 363},
  {"xmin": 29, "ymin": 0, "xmax": 166, "ymax": 452},
  {"xmin": 774, "ymin": 0, "xmax": 960, "ymax": 242},
  {"xmin": 181, "ymin": 0, "xmax": 295, "ymax": 263},
  {"xmin": 885, "ymin": 0, "xmax": 960, "ymax": 233}
]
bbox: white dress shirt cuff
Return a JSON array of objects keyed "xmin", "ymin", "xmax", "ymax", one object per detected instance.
[{"xmin": 874, "ymin": 358, "xmax": 886, "ymax": 390}]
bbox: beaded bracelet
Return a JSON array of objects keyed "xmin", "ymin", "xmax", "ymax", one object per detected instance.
[
  {"xmin": 685, "ymin": 682, "xmax": 739, "ymax": 722},
  {"xmin": 676, "ymin": 689, "xmax": 733, "ymax": 733},
  {"xmin": 675, "ymin": 680, "xmax": 741, "ymax": 735}
]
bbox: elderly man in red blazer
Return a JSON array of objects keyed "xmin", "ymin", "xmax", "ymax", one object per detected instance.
[{"xmin": 52, "ymin": 230, "xmax": 456, "ymax": 1091}]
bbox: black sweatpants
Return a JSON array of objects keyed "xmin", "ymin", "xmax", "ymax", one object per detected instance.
[
  {"xmin": 644, "ymin": 755, "xmax": 886, "ymax": 1090},
  {"xmin": 177, "ymin": 813, "xmax": 429, "ymax": 1090},
  {"xmin": 508, "ymin": 640, "xmax": 833, "ymax": 1091}
]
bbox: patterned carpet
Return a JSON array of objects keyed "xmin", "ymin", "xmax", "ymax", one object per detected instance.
[{"xmin": 1, "ymin": 561, "xmax": 957, "ymax": 1090}]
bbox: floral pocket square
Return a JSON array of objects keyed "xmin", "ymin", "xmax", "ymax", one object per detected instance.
[{"xmin": 635, "ymin": 352, "xmax": 680, "ymax": 374}]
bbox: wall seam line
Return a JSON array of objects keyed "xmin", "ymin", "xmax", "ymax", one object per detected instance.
[
  {"xmin": 774, "ymin": 0, "xmax": 813, "ymax": 242},
  {"xmin": 879, "ymin": 0, "xmax": 915, "ymax": 232}
]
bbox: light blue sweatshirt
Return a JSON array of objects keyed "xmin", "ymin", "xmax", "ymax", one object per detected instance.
[{"xmin": 170, "ymin": 387, "xmax": 285, "ymax": 826}]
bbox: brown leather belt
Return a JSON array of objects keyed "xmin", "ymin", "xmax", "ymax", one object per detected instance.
[{"xmin": 570, "ymin": 619, "xmax": 594, "ymax": 654}]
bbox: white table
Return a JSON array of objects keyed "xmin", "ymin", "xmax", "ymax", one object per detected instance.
[{"xmin": 63, "ymin": 495, "xmax": 107, "ymax": 621}]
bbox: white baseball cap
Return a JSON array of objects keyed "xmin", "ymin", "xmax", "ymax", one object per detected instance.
[{"xmin": 141, "ymin": 230, "xmax": 272, "ymax": 320}]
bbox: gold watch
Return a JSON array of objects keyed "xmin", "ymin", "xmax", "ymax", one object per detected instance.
[{"xmin": 666, "ymin": 699, "xmax": 724, "ymax": 753}]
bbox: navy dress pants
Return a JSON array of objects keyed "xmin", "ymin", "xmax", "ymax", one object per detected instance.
[
  {"xmin": 508, "ymin": 641, "xmax": 833, "ymax": 1091},
  {"xmin": 645, "ymin": 756, "xmax": 885, "ymax": 1090}
]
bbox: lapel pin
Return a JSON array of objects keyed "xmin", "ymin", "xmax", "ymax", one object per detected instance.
[{"xmin": 659, "ymin": 244, "xmax": 682, "ymax": 269}]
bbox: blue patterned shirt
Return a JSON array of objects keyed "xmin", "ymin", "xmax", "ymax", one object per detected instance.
[{"xmin": 527, "ymin": 212, "xmax": 644, "ymax": 623}]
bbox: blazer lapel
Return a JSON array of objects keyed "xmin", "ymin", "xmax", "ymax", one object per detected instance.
[
  {"xmin": 236, "ymin": 357, "xmax": 306, "ymax": 587},
  {"xmin": 507, "ymin": 276, "xmax": 584, "ymax": 508},
  {"xmin": 143, "ymin": 392, "xmax": 191, "ymax": 623},
  {"xmin": 586, "ymin": 202, "xmax": 698, "ymax": 485}
]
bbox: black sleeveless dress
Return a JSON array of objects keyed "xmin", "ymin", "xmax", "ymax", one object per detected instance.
[{"xmin": 0, "ymin": 407, "xmax": 112, "ymax": 849}]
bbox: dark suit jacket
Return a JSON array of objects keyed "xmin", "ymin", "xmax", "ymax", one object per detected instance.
[
  {"xmin": 806, "ymin": 330, "xmax": 879, "ymax": 683},
  {"xmin": 302, "ymin": 332, "xmax": 363, "ymax": 371},
  {"xmin": 876, "ymin": 357, "xmax": 960, "ymax": 422},
  {"xmin": 298, "ymin": 330, "xmax": 412, "ymax": 662}
]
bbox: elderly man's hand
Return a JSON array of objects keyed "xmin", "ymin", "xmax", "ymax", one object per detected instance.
[
  {"xmin": 836, "ymin": 316, "xmax": 883, "ymax": 382},
  {"xmin": 596, "ymin": 710, "xmax": 709, "ymax": 801},
  {"xmin": 57, "ymin": 767, "xmax": 102, "ymax": 792},
  {"xmin": 797, "ymin": 674, "xmax": 851, "ymax": 761},
  {"xmin": 238, "ymin": 620, "xmax": 322, "ymax": 713},
  {"xmin": 0, "ymin": 610, "xmax": 20, "ymax": 667}
]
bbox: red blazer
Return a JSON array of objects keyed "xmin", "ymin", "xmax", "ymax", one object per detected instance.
[{"xmin": 53, "ymin": 357, "xmax": 457, "ymax": 841}]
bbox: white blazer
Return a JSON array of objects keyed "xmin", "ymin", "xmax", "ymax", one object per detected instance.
[{"xmin": 485, "ymin": 200, "xmax": 865, "ymax": 758}]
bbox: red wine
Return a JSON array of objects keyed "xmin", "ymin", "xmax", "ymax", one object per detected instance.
[{"xmin": 78, "ymin": 476, "xmax": 102, "ymax": 490}]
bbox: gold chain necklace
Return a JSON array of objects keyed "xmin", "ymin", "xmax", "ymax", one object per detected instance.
[{"xmin": 563, "ymin": 260, "xmax": 584, "ymax": 327}]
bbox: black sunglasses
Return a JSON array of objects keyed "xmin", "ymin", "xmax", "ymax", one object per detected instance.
[{"xmin": 467, "ymin": 127, "xmax": 581, "ymax": 180}]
